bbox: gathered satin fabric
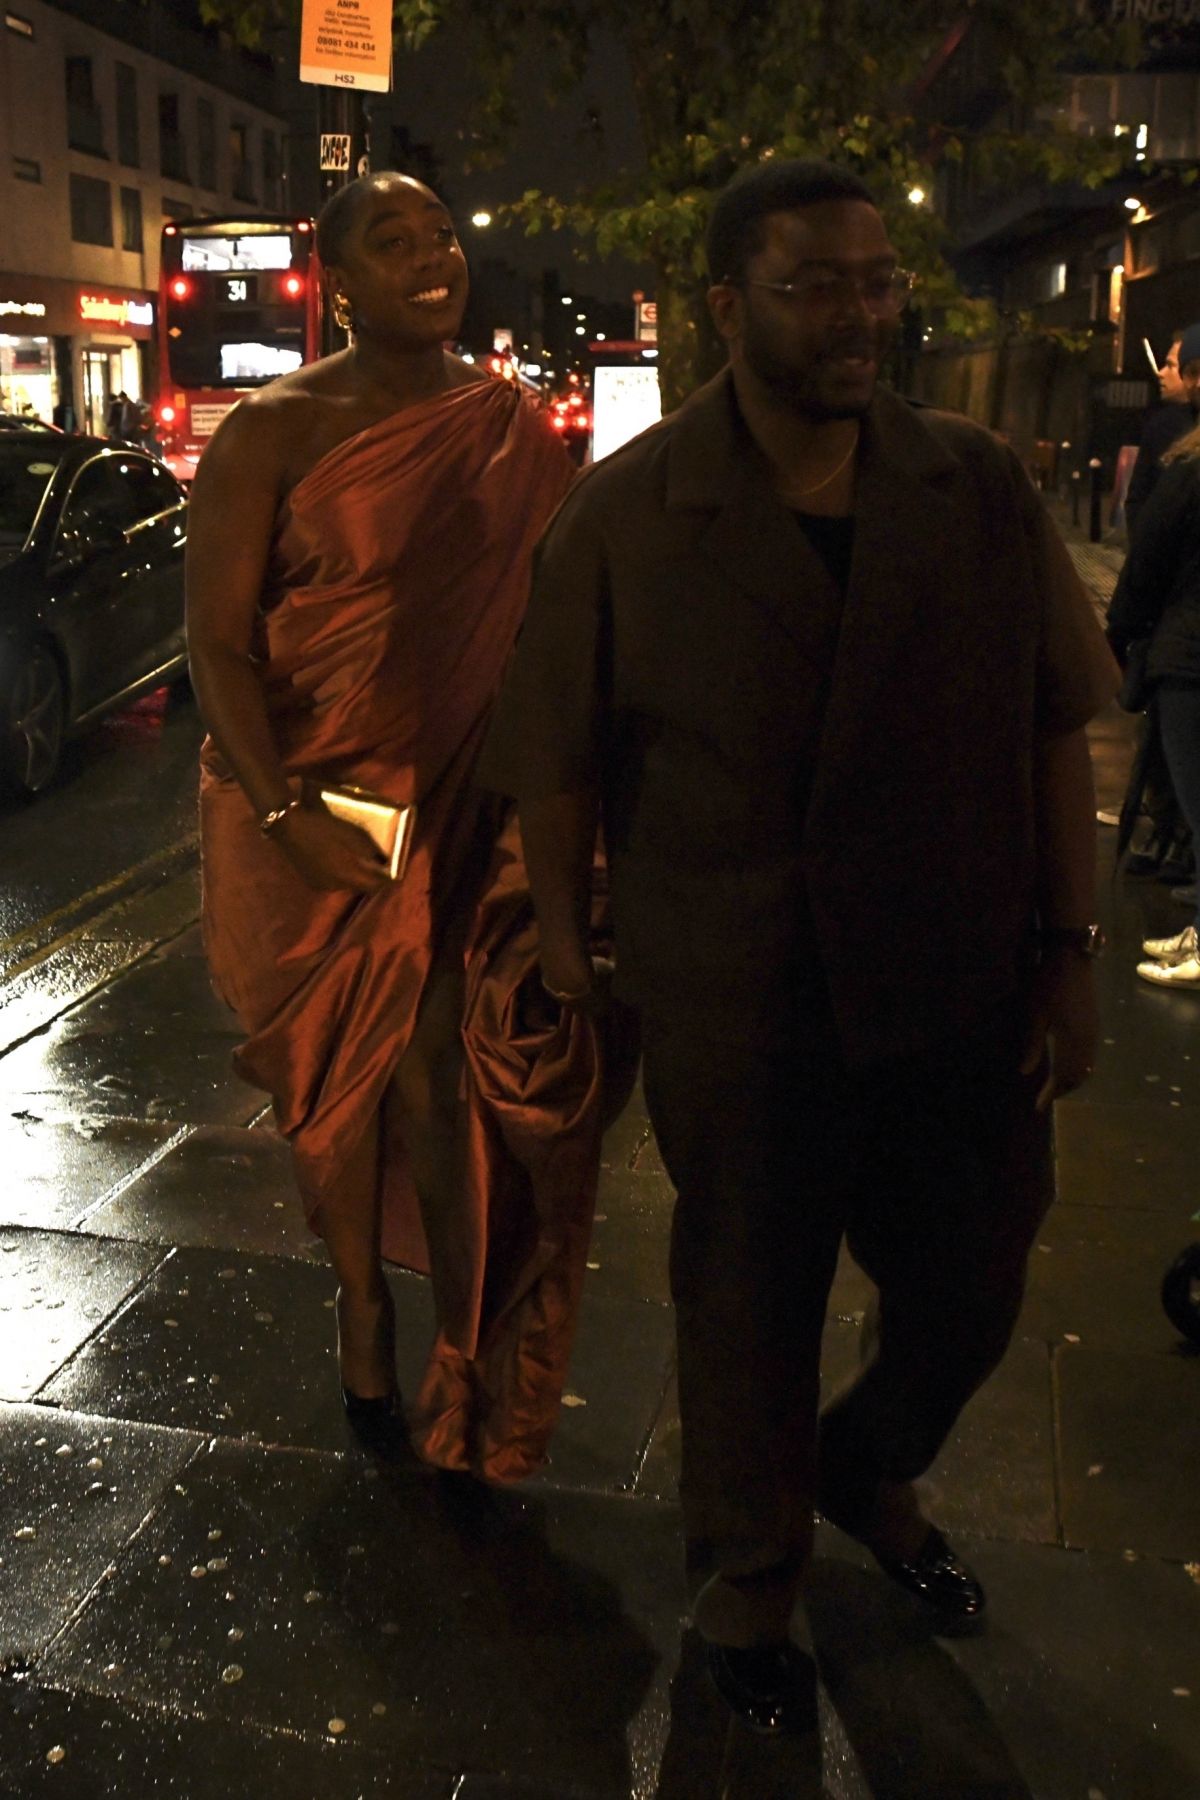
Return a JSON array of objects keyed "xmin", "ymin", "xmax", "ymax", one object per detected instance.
[{"xmin": 199, "ymin": 378, "xmax": 597, "ymax": 1481}]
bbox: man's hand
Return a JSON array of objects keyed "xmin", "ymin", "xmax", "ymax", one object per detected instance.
[{"xmin": 1019, "ymin": 951, "xmax": 1101, "ymax": 1112}]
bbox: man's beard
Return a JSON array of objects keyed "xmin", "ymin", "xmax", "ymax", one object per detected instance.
[{"xmin": 741, "ymin": 320, "xmax": 879, "ymax": 419}]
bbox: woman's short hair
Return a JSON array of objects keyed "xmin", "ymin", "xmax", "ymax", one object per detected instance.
[
  {"xmin": 706, "ymin": 159, "xmax": 878, "ymax": 285},
  {"xmin": 315, "ymin": 177, "xmax": 375, "ymax": 269}
]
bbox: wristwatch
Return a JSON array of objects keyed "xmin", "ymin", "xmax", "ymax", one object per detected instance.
[{"xmin": 1038, "ymin": 923, "xmax": 1106, "ymax": 958}]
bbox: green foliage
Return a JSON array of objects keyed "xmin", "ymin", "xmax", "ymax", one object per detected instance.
[{"xmin": 204, "ymin": 0, "xmax": 1136, "ymax": 405}]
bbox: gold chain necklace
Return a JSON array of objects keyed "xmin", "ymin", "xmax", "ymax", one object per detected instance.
[{"xmin": 788, "ymin": 425, "xmax": 860, "ymax": 500}]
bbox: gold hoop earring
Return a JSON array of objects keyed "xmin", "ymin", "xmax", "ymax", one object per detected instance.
[{"xmin": 332, "ymin": 292, "xmax": 354, "ymax": 333}]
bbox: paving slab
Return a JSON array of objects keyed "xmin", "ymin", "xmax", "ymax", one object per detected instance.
[
  {"xmin": 1020, "ymin": 1201, "xmax": 1198, "ymax": 1352},
  {"xmin": 0, "ymin": 1403, "xmax": 201, "ymax": 1664},
  {"xmin": 80, "ymin": 1125, "xmax": 315, "ymax": 1259},
  {"xmin": 638, "ymin": 1326, "xmax": 1057, "ymax": 1549},
  {"xmin": 38, "ymin": 1437, "xmax": 681, "ymax": 1795},
  {"xmin": 35, "ymin": 1240, "xmax": 675, "ymax": 1494},
  {"xmin": 0, "ymin": 1009, "xmax": 258, "ymax": 1131},
  {"xmin": 1053, "ymin": 1099, "xmax": 1200, "ymax": 1214},
  {"xmin": 588, "ymin": 1170, "xmax": 674, "ymax": 1306},
  {"xmin": 532, "ymin": 1293, "xmax": 675, "ymax": 1496},
  {"xmin": 807, "ymin": 1531, "xmax": 1200, "ymax": 1800},
  {"xmin": 38, "ymin": 1244, "xmax": 376, "ymax": 1451},
  {"xmin": 69, "ymin": 926, "xmax": 240, "ymax": 1040},
  {"xmin": 0, "ymin": 1229, "xmax": 163, "ymax": 1403},
  {"xmin": 0, "ymin": 1117, "xmax": 181, "ymax": 1232},
  {"xmin": 0, "ymin": 1678, "xmax": 452, "ymax": 1798},
  {"xmin": 0, "ymin": 941, "xmax": 161, "ymax": 1062},
  {"xmin": 1055, "ymin": 1341, "xmax": 1200, "ymax": 1559}
]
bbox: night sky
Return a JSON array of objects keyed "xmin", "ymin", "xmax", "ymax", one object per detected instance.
[{"xmin": 380, "ymin": 26, "xmax": 652, "ymax": 304}]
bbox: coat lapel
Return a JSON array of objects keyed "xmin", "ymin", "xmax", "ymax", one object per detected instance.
[
  {"xmin": 665, "ymin": 371, "xmax": 843, "ymax": 657},
  {"xmin": 814, "ymin": 388, "xmax": 963, "ymax": 768}
]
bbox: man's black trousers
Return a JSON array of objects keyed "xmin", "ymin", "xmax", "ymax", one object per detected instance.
[{"xmin": 639, "ymin": 985, "xmax": 1054, "ymax": 1647}]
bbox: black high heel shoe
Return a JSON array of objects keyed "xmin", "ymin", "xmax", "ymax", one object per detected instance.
[
  {"xmin": 340, "ymin": 1383, "xmax": 409, "ymax": 1457},
  {"xmin": 336, "ymin": 1287, "xmax": 407, "ymax": 1457}
]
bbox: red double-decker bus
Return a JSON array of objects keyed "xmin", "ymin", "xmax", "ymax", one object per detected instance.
[{"xmin": 155, "ymin": 215, "xmax": 323, "ymax": 482}]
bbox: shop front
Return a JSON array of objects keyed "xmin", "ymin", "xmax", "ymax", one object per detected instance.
[
  {"xmin": 0, "ymin": 297, "xmax": 54, "ymax": 421},
  {"xmin": 0, "ymin": 274, "xmax": 154, "ymax": 433}
]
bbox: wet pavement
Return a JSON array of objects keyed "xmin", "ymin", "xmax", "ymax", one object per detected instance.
[{"xmin": 1, "ymin": 572, "xmax": 1199, "ymax": 1796}]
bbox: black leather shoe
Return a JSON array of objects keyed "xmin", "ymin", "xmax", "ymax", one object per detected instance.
[
  {"xmin": 341, "ymin": 1386, "xmax": 408, "ymax": 1458},
  {"xmin": 705, "ymin": 1640, "xmax": 818, "ymax": 1737},
  {"xmin": 874, "ymin": 1527, "xmax": 986, "ymax": 1626}
]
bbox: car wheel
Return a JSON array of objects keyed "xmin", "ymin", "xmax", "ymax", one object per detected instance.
[
  {"xmin": 0, "ymin": 644, "xmax": 66, "ymax": 799},
  {"xmin": 1162, "ymin": 1243, "xmax": 1200, "ymax": 1347}
]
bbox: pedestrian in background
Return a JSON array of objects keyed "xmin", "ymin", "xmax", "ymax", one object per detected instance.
[
  {"xmin": 187, "ymin": 172, "xmax": 604, "ymax": 1482},
  {"xmin": 483, "ymin": 158, "xmax": 1118, "ymax": 1737},
  {"xmin": 1108, "ymin": 416, "xmax": 1200, "ymax": 987},
  {"xmin": 1125, "ymin": 326, "xmax": 1195, "ymax": 537},
  {"xmin": 1115, "ymin": 325, "xmax": 1200, "ymax": 889},
  {"xmin": 105, "ymin": 390, "xmax": 130, "ymax": 439}
]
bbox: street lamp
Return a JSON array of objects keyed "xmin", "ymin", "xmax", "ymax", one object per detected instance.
[
  {"xmin": 470, "ymin": 210, "xmax": 493, "ymax": 228},
  {"xmin": 907, "ymin": 185, "xmax": 926, "ymax": 206}
]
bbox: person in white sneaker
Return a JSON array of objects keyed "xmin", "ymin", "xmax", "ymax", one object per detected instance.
[{"xmin": 1109, "ymin": 348, "xmax": 1200, "ymax": 990}]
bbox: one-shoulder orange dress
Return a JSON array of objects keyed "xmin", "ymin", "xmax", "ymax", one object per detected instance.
[{"xmin": 199, "ymin": 379, "xmax": 604, "ymax": 1481}]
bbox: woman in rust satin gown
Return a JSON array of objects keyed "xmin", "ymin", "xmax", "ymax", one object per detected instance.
[{"xmin": 185, "ymin": 173, "xmax": 605, "ymax": 1482}]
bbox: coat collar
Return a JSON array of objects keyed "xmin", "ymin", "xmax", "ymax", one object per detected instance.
[
  {"xmin": 663, "ymin": 364, "xmax": 960, "ymax": 512},
  {"xmin": 662, "ymin": 366, "xmax": 963, "ymax": 671}
]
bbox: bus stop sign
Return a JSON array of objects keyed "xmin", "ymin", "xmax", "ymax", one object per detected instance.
[{"xmin": 320, "ymin": 133, "xmax": 352, "ymax": 171}]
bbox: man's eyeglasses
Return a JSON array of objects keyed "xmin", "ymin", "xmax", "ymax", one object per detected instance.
[{"xmin": 730, "ymin": 268, "xmax": 915, "ymax": 315}]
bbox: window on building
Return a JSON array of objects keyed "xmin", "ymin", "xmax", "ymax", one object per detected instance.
[
  {"xmin": 230, "ymin": 122, "xmax": 254, "ymax": 202},
  {"xmin": 262, "ymin": 129, "xmax": 279, "ymax": 208},
  {"xmin": 159, "ymin": 92, "xmax": 188, "ymax": 183},
  {"xmin": 5, "ymin": 12, "xmax": 34, "ymax": 37},
  {"xmin": 116, "ymin": 62, "xmax": 139, "ymax": 167},
  {"xmin": 1046, "ymin": 261, "xmax": 1068, "ymax": 301},
  {"xmin": 12, "ymin": 155, "xmax": 41, "ymax": 182},
  {"xmin": 161, "ymin": 195, "xmax": 192, "ymax": 220},
  {"xmin": 69, "ymin": 171, "xmax": 113, "ymax": 245},
  {"xmin": 197, "ymin": 97, "xmax": 216, "ymax": 190},
  {"xmin": 65, "ymin": 54, "xmax": 104, "ymax": 156},
  {"xmin": 120, "ymin": 185, "xmax": 143, "ymax": 253}
]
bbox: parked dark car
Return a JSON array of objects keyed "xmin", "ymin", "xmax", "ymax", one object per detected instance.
[
  {"xmin": 0, "ymin": 413, "xmax": 60, "ymax": 433},
  {"xmin": 0, "ymin": 432, "xmax": 188, "ymax": 798}
]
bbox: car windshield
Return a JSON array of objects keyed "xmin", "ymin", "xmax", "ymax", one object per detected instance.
[{"xmin": 0, "ymin": 440, "xmax": 67, "ymax": 548}]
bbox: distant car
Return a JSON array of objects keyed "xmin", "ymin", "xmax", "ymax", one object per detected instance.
[
  {"xmin": 0, "ymin": 432, "xmax": 188, "ymax": 798},
  {"xmin": 0, "ymin": 412, "xmax": 61, "ymax": 433}
]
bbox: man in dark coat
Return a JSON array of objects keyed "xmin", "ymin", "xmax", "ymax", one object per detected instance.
[{"xmin": 482, "ymin": 160, "xmax": 1118, "ymax": 1736}]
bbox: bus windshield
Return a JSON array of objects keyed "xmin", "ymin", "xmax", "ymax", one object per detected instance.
[
  {"xmin": 162, "ymin": 221, "xmax": 314, "ymax": 391},
  {"xmin": 181, "ymin": 233, "xmax": 294, "ymax": 273}
]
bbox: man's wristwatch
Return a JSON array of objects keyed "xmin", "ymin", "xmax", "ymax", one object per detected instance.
[{"xmin": 1038, "ymin": 923, "xmax": 1106, "ymax": 958}]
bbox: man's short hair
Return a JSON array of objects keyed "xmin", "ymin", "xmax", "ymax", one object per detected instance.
[{"xmin": 706, "ymin": 159, "xmax": 879, "ymax": 285}]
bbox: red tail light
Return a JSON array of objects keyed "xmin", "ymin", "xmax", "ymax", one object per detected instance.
[
  {"xmin": 158, "ymin": 403, "xmax": 177, "ymax": 424},
  {"xmin": 284, "ymin": 274, "xmax": 303, "ymax": 297},
  {"xmin": 170, "ymin": 277, "xmax": 191, "ymax": 301}
]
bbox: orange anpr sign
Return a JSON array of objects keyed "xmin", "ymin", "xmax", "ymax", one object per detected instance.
[{"xmin": 299, "ymin": 0, "xmax": 392, "ymax": 91}]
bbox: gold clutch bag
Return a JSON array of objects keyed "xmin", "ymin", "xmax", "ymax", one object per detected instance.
[{"xmin": 317, "ymin": 784, "xmax": 416, "ymax": 882}]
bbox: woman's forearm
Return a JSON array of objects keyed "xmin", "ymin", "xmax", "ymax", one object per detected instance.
[{"xmin": 190, "ymin": 645, "xmax": 292, "ymax": 820}]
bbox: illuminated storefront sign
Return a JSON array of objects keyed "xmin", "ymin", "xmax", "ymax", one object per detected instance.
[
  {"xmin": 0, "ymin": 299, "xmax": 46, "ymax": 318},
  {"xmin": 79, "ymin": 293, "xmax": 154, "ymax": 329}
]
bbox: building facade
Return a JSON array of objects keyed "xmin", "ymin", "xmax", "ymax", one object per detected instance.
[
  {"xmin": 912, "ymin": 10, "xmax": 1200, "ymax": 474},
  {"xmin": 0, "ymin": 0, "xmax": 293, "ymax": 434}
]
